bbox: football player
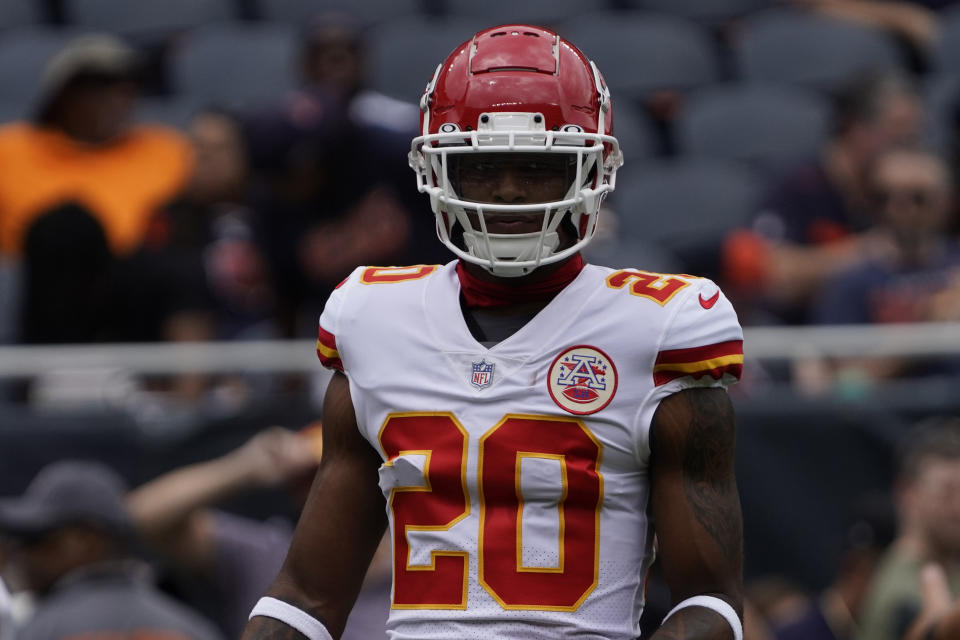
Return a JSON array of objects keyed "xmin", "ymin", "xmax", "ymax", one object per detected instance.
[{"xmin": 243, "ymin": 25, "xmax": 744, "ymax": 640}]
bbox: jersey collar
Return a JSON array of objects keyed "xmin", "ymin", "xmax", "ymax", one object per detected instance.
[{"xmin": 456, "ymin": 254, "xmax": 586, "ymax": 308}]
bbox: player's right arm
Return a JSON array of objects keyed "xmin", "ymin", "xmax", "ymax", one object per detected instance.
[
  {"xmin": 639, "ymin": 277, "xmax": 745, "ymax": 639},
  {"xmin": 241, "ymin": 371, "xmax": 387, "ymax": 640}
]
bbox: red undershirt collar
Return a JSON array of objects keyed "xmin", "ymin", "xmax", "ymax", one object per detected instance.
[{"xmin": 456, "ymin": 254, "xmax": 585, "ymax": 308}]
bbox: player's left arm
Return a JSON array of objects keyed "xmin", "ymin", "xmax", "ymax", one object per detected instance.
[{"xmin": 648, "ymin": 386, "xmax": 744, "ymax": 640}]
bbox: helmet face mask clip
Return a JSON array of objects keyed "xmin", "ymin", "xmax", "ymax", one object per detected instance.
[{"xmin": 409, "ymin": 25, "xmax": 622, "ymax": 278}]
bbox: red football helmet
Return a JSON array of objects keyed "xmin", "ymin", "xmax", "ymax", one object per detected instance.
[{"xmin": 409, "ymin": 25, "xmax": 623, "ymax": 277}]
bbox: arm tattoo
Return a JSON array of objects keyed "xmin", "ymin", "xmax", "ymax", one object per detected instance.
[{"xmin": 681, "ymin": 390, "xmax": 743, "ymax": 567}]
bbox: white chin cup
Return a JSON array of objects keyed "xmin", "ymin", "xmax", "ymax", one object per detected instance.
[
  {"xmin": 462, "ymin": 230, "xmax": 562, "ymax": 278},
  {"xmin": 463, "ymin": 229, "xmax": 559, "ymax": 264}
]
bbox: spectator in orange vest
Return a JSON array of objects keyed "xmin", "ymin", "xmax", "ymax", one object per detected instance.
[{"xmin": 0, "ymin": 34, "xmax": 192, "ymax": 259}]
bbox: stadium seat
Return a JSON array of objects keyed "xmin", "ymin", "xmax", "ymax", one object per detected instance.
[
  {"xmin": 924, "ymin": 74, "xmax": 960, "ymax": 153},
  {"xmin": 677, "ymin": 84, "xmax": 829, "ymax": 174},
  {"xmin": 170, "ymin": 24, "xmax": 298, "ymax": 110},
  {"xmin": 611, "ymin": 106, "xmax": 657, "ymax": 162},
  {"xmin": 64, "ymin": 0, "xmax": 235, "ymax": 40},
  {"xmin": 735, "ymin": 9, "xmax": 902, "ymax": 91},
  {"xmin": 610, "ymin": 159, "xmax": 759, "ymax": 256},
  {"xmin": 135, "ymin": 96, "xmax": 200, "ymax": 129},
  {"xmin": 0, "ymin": 101, "xmax": 24, "ymax": 125},
  {"xmin": 258, "ymin": 0, "xmax": 423, "ymax": 26},
  {"xmin": 0, "ymin": 0, "xmax": 41, "ymax": 30},
  {"xmin": 0, "ymin": 261, "xmax": 20, "ymax": 345},
  {"xmin": 366, "ymin": 16, "xmax": 487, "ymax": 102},
  {"xmin": 584, "ymin": 232, "xmax": 682, "ymax": 275},
  {"xmin": 560, "ymin": 12, "xmax": 718, "ymax": 100},
  {"xmin": 933, "ymin": 6, "xmax": 960, "ymax": 76},
  {"xmin": 443, "ymin": 0, "xmax": 606, "ymax": 27},
  {"xmin": 0, "ymin": 29, "xmax": 84, "ymax": 117},
  {"xmin": 622, "ymin": 0, "xmax": 768, "ymax": 24}
]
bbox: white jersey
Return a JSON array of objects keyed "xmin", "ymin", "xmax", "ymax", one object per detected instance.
[{"xmin": 316, "ymin": 260, "xmax": 743, "ymax": 640}]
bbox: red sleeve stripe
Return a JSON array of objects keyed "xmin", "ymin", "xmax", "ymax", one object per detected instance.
[
  {"xmin": 653, "ymin": 340, "xmax": 743, "ymax": 386},
  {"xmin": 317, "ymin": 325, "xmax": 338, "ymax": 353},
  {"xmin": 654, "ymin": 340, "xmax": 742, "ymax": 365},
  {"xmin": 316, "ymin": 325, "xmax": 342, "ymax": 371},
  {"xmin": 316, "ymin": 350, "xmax": 344, "ymax": 372}
]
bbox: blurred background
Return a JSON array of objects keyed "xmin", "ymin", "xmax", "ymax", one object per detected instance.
[{"xmin": 2, "ymin": 0, "xmax": 960, "ymax": 639}]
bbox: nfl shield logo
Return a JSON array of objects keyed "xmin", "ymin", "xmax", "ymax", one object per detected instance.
[{"xmin": 471, "ymin": 360, "xmax": 495, "ymax": 390}]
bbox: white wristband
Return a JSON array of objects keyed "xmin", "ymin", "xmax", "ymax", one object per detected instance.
[
  {"xmin": 662, "ymin": 595, "xmax": 743, "ymax": 640},
  {"xmin": 249, "ymin": 597, "xmax": 334, "ymax": 640}
]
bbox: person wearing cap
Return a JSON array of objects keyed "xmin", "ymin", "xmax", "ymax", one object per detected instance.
[
  {"xmin": 0, "ymin": 34, "xmax": 211, "ymax": 348},
  {"xmin": 0, "ymin": 460, "xmax": 222, "ymax": 640},
  {"xmin": 0, "ymin": 34, "xmax": 192, "ymax": 259}
]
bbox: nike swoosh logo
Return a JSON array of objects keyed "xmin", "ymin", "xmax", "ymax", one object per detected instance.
[{"xmin": 699, "ymin": 291, "xmax": 720, "ymax": 309}]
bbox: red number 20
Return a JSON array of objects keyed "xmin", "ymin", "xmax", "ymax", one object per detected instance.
[{"xmin": 379, "ymin": 413, "xmax": 603, "ymax": 611}]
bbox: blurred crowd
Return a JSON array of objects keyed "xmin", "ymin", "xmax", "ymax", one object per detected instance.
[
  {"xmin": 0, "ymin": 425, "xmax": 394, "ymax": 640},
  {"xmin": 5, "ymin": 0, "xmax": 960, "ymax": 639},
  {"xmin": 740, "ymin": 418, "xmax": 960, "ymax": 640},
  {"xmin": 1, "ymin": 0, "xmax": 960, "ymax": 397},
  {"xmin": 0, "ymin": 12, "xmax": 434, "ymax": 352}
]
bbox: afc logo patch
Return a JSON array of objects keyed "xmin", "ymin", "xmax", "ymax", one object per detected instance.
[
  {"xmin": 471, "ymin": 359, "xmax": 495, "ymax": 390},
  {"xmin": 547, "ymin": 345, "xmax": 618, "ymax": 415}
]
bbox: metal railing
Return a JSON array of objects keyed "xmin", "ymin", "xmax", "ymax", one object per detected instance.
[{"xmin": 0, "ymin": 322, "xmax": 957, "ymax": 377}]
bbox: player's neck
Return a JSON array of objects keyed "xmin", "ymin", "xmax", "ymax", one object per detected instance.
[{"xmin": 457, "ymin": 254, "xmax": 585, "ymax": 309}]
